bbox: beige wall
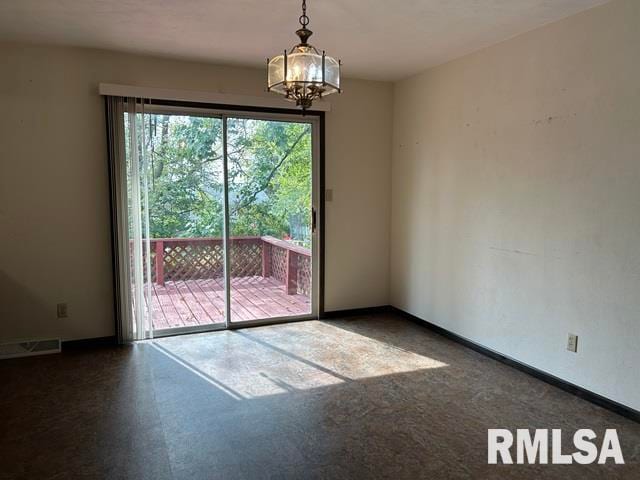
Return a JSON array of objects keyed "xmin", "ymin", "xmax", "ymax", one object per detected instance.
[
  {"xmin": 0, "ymin": 43, "xmax": 392, "ymax": 342},
  {"xmin": 391, "ymin": 0, "xmax": 640, "ymax": 410}
]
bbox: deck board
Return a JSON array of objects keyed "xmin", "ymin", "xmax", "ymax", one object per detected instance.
[
  {"xmin": 149, "ymin": 277, "xmax": 310, "ymax": 331},
  {"xmin": 153, "ymin": 283, "xmax": 183, "ymax": 329},
  {"xmin": 185, "ymin": 280, "xmax": 223, "ymax": 320},
  {"xmin": 165, "ymin": 281, "xmax": 194, "ymax": 327},
  {"xmin": 230, "ymin": 277, "xmax": 276, "ymax": 319},
  {"xmin": 203, "ymin": 277, "xmax": 256, "ymax": 321},
  {"xmin": 175, "ymin": 280, "xmax": 213, "ymax": 325}
]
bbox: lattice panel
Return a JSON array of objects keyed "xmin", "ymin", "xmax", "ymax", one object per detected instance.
[
  {"xmin": 230, "ymin": 241, "xmax": 262, "ymax": 277},
  {"xmin": 163, "ymin": 242, "xmax": 225, "ymax": 281},
  {"xmin": 140, "ymin": 237, "xmax": 310, "ymax": 302},
  {"xmin": 296, "ymin": 254, "xmax": 311, "ymax": 296},
  {"xmin": 271, "ymin": 246, "xmax": 287, "ymax": 283},
  {"xmin": 153, "ymin": 239, "xmax": 264, "ymax": 282}
]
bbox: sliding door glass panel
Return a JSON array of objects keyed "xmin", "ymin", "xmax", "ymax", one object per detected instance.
[
  {"xmin": 226, "ymin": 117, "xmax": 313, "ymax": 323},
  {"xmin": 137, "ymin": 111, "xmax": 225, "ymax": 333}
]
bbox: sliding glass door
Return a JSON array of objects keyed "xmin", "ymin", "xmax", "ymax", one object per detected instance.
[
  {"xmin": 227, "ymin": 117, "xmax": 316, "ymax": 325},
  {"xmin": 141, "ymin": 111, "xmax": 226, "ymax": 332},
  {"xmin": 118, "ymin": 101, "xmax": 319, "ymax": 338}
]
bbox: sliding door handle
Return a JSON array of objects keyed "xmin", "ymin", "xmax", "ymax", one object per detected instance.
[{"xmin": 312, "ymin": 207, "xmax": 317, "ymax": 233}]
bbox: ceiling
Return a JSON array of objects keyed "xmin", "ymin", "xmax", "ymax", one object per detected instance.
[{"xmin": 0, "ymin": 0, "xmax": 609, "ymax": 81}]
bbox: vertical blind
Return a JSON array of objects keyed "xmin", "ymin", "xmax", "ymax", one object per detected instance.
[{"xmin": 106, "ymin": 96, "xmax": 154, "ymax": 342}]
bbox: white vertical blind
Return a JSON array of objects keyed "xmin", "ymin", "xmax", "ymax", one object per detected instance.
[
  {"xmin": 106, "ymin": 97, "xmax": 133, "ymax": 342},
  {"xmin": 107, "ymin": 96, "xmax": 154, "ymax": 342},
  {"xmin": 126, "ymin": 98, "xmax": 154, "ymax": 340}
]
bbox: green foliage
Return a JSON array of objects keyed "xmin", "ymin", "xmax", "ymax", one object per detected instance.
[{"xmin": 132, "ymin": 113, "xmax": 312, "ymax": 246}]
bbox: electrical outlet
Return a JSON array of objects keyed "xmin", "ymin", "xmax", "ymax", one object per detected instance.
[
  {"xmin": 567, "ymin": 333, "xmax": 578, "ymax": 353},
  {"xmin": 57, "ymin": 303, "xmax": 68, "ymax": 319}
]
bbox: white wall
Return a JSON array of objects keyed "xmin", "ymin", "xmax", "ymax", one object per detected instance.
[
  {"xmin": 391, "ymin": 0, "xmax": 640, "ymax": 410},
  {"xmin": 0, "ymin": 43, "xmax": 392, "ymax": 342}
]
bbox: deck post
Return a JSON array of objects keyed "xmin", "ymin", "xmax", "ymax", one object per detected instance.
[
  {"xmin": 155, "ymin": 240, "xmax": 164, "ymax": 286},
  {"xmin": 285, "ymin": 250, "xmax": 298, "ymax": 295},
  {"xmin": 262, "ymin": 240, "xmax": 272, "ymax": 278}
]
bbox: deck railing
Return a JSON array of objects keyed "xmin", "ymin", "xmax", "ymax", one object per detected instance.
[{"xmin": 145, "ymin": 236, "xmax": 311, "ymax": 297}]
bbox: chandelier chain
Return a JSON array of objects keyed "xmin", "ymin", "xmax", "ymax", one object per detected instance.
[{"xmin": 299, "ymin": 0, "xmax": 309, "ymax": 27}]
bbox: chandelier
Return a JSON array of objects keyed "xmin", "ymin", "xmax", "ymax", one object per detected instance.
[{"xmin": 267, "ymin": 0, "xmax": 341, "ymax": 111}]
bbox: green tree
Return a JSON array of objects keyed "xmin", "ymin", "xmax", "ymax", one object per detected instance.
[{"xmin": 137, "ymin": 114, "xmax": 312, "ymax": 246}]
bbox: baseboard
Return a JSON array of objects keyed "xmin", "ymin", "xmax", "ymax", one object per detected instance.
[
  {"xmin": 62, "ymin": 336, "xmax": 117, "ymax": 350},
  {"xmin": 320, "ymin": 305, "xmax": 393, "ymax": 319},
  {"xmin": 389, "ymin": 306, "xmax": 639, "ymax": 424}
]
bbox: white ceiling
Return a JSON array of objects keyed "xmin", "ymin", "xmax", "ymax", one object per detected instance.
[{"xmin": 0, "ymin": 0, "xmax": 609, "ymax": 81}]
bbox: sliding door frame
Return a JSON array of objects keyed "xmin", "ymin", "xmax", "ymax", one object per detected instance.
[{"xmin": 110, "ymin": 99, "xmax": 326, "ymax": 337}]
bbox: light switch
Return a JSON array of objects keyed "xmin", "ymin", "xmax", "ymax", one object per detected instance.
[
  {"xmin": 57, "ymin": 303, "xmax": 68, "ymax": 319},
  {"xmin": 325, "ymin": 189, "xmax": 333, "ymax": 202}
]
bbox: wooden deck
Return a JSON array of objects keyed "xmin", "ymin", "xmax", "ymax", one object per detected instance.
[{"xmin": 148, "ymin": 276, "xmax": 311, "ymax": 330}]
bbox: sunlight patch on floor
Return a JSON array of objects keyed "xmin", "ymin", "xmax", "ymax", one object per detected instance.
[{"xmin": 149, "ymin": 320, "xmax": 448, "ymax": 399}]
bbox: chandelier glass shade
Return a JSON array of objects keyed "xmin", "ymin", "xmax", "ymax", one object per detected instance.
[{"xmin": 267, "ymin": 0, "xmax": 341, "ymax": 110}]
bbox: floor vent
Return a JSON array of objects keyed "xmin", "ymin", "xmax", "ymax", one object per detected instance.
[{"xmin": 0, "ymin": 339, "xmax": 61, "ymax": 359}]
